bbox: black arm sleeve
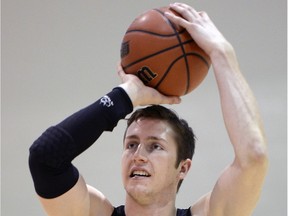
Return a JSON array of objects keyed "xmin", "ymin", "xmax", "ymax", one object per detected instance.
[{"xmin": 29, "ymin": 87, "xmax": 133, "ymax": 198}]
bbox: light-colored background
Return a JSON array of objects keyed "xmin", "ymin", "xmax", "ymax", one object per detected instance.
[{"xmin": 2, "ymin": 0, "xmax": 287, "ymax": 215}]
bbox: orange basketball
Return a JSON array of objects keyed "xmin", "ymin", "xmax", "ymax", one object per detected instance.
[{"xmin": 120, "ymin": 7, "xmax": 210, "ymax": 96}]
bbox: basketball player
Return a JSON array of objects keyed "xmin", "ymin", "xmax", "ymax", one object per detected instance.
[{"xmin": 29, "ymin": 3, "xmax": 268, "ymax": 216}]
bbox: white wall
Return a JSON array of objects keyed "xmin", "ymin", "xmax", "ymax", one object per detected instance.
[{"xmin": 2, "ymin": 0, "xmax": 286, "ymax": 215}]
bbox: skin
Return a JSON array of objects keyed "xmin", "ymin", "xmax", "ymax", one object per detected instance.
[{"xmin": 37, "ymin": 2, "xmax": 268, "ymax": 216}]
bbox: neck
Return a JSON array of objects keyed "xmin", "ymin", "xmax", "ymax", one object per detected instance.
[{"xmin": 125, "ymin": 193, "xmax": 177, "ymax": 216}]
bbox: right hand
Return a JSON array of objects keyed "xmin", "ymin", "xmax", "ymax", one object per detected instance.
[
  {"xmin": 117, "ymin": 63, "xmax": 181, "ymax": 107},
  {"xmin": 165, "ymin": 3, "xmax": 231, "ymax": 57}
]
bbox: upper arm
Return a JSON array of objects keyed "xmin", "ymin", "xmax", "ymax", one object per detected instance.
[
  {"xmin": 38, "ymin": 175, "xmax": 114, "ymax": 216},
  {"xmin": 191, "ymin": 157, "xmax": 268, "ymax": 216}
]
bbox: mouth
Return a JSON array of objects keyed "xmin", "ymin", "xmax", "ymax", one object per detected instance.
[{"xmin": 130, "ymin": 170, "xmax": 151, "ymax": 178}]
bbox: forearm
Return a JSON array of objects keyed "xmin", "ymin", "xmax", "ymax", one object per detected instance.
[
  {"xmin": 166, "ymin": 3, "xmax": 267, "ymax": 160},
  {"xmin": 29, "ymin": 87, "xmax": 133, "ymax": 198},
  {"xmin": 211, "ymin": 44, "xmax": 268, "ymax": 165}
]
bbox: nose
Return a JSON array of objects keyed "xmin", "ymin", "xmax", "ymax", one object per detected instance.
[{"xmin": 133, "ymin": 144, "xmax": 148, "ymax": 164}]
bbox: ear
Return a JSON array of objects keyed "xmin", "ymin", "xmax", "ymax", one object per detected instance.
[{"xmin": 178, "ymin": 159, "xmax": 192, "ymax": 180}]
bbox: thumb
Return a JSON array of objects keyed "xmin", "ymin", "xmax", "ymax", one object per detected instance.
[{"xmin": 117, "ymin": 62, "xmax": 127, "ymax": 83}]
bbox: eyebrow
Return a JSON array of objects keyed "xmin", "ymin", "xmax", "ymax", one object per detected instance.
[{"xmin": 125, "ymin": 135, "xmax": 167, "ymax": 143}]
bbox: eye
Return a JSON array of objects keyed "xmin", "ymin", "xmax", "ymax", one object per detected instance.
[
  {"xmin": 125, "ymin": 142, "xmax": 138, "ymax": 150},
  {"xmin": 151, "ymin": 143, "xmax": 163, "ymax": 151}
]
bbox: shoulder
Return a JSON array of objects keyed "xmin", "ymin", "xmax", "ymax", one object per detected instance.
[
  {"xmin": 190, "ymin": 192, "xmax": 211, "ymax": 216},
  {"xmin": 87, "ymin": 184, "xmax": 114, "ymax": 215}
]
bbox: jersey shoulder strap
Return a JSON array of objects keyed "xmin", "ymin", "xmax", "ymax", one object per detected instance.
[
  {"xmin": 177, "ymin": 207, "xmax": 192, "ymax": 216},
  {"xmin": 111, "ymin": 205, "xmax": 125, "ymax": 216},
  {"xmin": 111, "ymin": 206, "xmax": 192, "ymax": 216}
]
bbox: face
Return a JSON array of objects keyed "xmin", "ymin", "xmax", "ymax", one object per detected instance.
[{"xmin": 121, "ymin": 118, "xmax": 190, "ymax": 204}]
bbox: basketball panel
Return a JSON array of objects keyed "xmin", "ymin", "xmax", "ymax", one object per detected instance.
[
  {"xmin": 123, "ymin": 46, "xmax": 185, "ymax": 91},
  {"xmin": 121, "ymin": 33, "xmax": 179, "ymax": 68},
  {"xmin": 187, "ymin": 55, "xmax": 210, "ymax": 92},
  {"xmin": 127, "ymin": 9, "xmax": 176, "ymax": 35},
  {"xmin": 156, "ymin": 57, "xmax": 189, "ymax": 96}
]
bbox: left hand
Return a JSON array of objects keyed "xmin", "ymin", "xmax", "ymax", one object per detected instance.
[{"xmin": 117, "ymin": 62, "xmax": 181, "ymax": 107}]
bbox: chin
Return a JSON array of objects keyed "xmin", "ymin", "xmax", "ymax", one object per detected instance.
[
  {"xmin": 127, "ymin": 190, "xmax": 154, "ymax": 205},
  {"xmin": 125, "ymin": 183, "xmax": 153, "ymax": 200}
]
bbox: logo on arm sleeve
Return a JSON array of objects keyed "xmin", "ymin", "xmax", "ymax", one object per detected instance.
[{"xmin": 100, "ymin": 95, "xmax": 114, "ymax": 107}]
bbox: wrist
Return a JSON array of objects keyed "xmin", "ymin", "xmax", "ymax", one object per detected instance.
[
  {"xmin": 209, "ymin": 42, "xmax": 240, "ymax": 72},
  {"xmin": 210, "ymin": 42, "xmax": 235, "ymax": 62},
  {"xmin": 118, "ymin": 83, "xmax": 139, "ymax": 108}
]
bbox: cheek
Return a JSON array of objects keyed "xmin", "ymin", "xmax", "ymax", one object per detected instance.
[
  {"xmin": 152, "ymin": 154, "xmax": 178, "ymax": 175},
  {"xmin": 121, "ymin": 153, "xmax": 128, "ymax": 175},
  {"xmin": 121, "ymin": 151, "xmax": 133, "ymax": 176}
]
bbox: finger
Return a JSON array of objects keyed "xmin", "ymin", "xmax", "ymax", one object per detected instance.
[
  {"xmin": 117, "ymin": 61, "xmax": 123, "ymax": 72},
  {"xmin": 164, "ymin": 11, "xmax": 190, "ymax": 28},
  {"xmin": 198, "ymin": 11, "xmax": 210, "ymax": 20},
  {"xmin": 169, "ymin": 3, "xmax": 199, "ymax": 21},
  {"xmin": 158, "ymin": 94, "xmax": 181, "ymax": 105},
  {"xmin": 117, "ymin": 64, "xmax": 126, "ymax": 82},
  {"xmin": 164, "ymin": 96, "xmax": 182, "ymax": 105},
  {"xmin": 171, "ymin": 2, "xmax": 198, "ymax": 14}
]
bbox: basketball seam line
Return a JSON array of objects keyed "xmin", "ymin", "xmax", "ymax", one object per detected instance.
[
  {"xmin": 122, "ymin": 39, "xmax": 195, "ymax": 70},
  {"xmin": 154, "ymin": 8, "xmax": 190, "ymax": 94},
  {"xmin": 125, "ymin": 29, "xmax": 187, "ymax": 37},
  {"xmin": 154, "ymin": 52, "xmax": 209, "ymax": 90}
]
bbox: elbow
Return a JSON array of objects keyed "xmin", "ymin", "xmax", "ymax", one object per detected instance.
[
  {"xmin": 249, "ymin": 145, "xmax": 269, "ymax": 173},
  {"xmin": 238, "ymin": 136, "xmax": 269, "ymax": 170},
  {"xmin": 28, "ymin": 142, "xmax": 43, "ymax": 176},
  {"xmin": 250, "ymin": 132, "xmax": 269, "ymax": 164},
  {"xmin": 249, "ymin": 142, "xmax": 269, "ymax": 168}
]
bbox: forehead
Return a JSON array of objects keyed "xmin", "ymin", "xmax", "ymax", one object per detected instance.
[{"xmin": 125, "ymin": 118, "xmax": 175, "ymax": 140}]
